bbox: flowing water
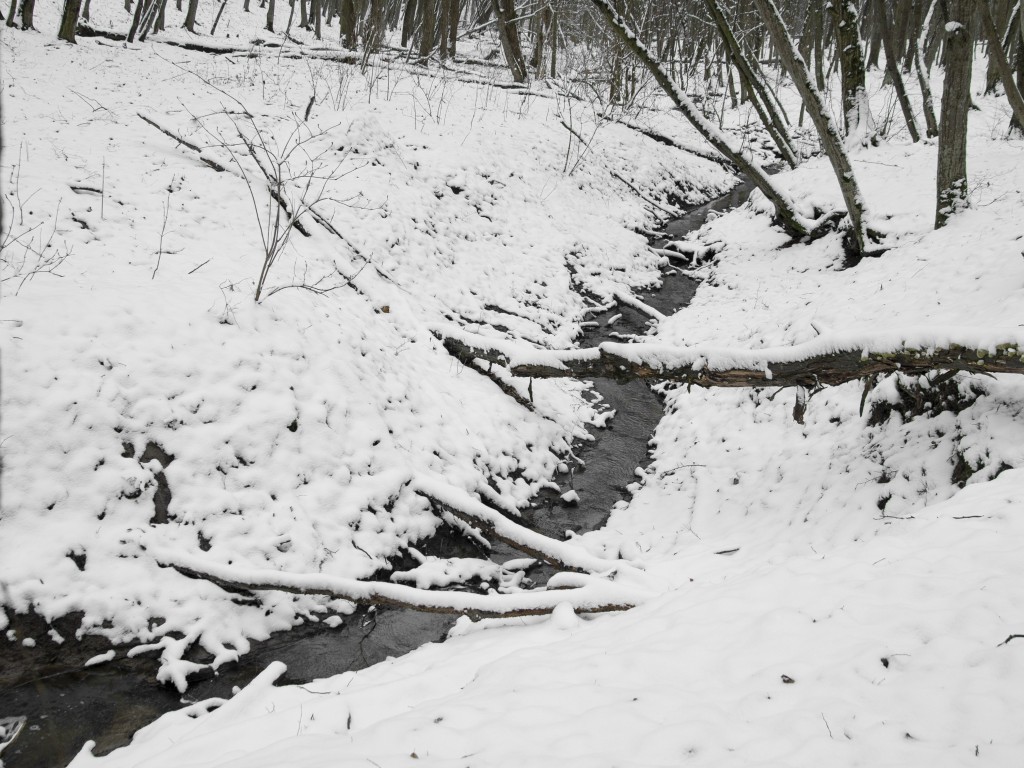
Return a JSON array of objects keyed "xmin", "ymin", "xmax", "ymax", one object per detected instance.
[{"xmin": 0, "ymin": 177, "xmax": 757, "ymax": 768}]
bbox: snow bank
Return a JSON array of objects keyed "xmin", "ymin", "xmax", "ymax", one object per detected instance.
[
  {"xmin": 59, "ymin": 50, "xmax": 1024, "ymax": 768},
  {"xmin": 0, "ymin": 2, "xmax": 731, "ymax": 684}
]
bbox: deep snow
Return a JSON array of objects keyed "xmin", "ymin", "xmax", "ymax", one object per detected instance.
[{"xmin": 3, "ymin": 2, "xmax": 1024, "ymax": 766}]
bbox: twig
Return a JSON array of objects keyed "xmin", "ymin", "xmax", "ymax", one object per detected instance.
[
  {"xmin": 821, "ymin": 713, "xmax": 833, "ymax": 738},
  {"xmin": 153, "ymin": 188, "xmax": 171, "ymax": 279},
  {"xmin": 610, "ymin": 171, "xmax": 678, "ymax": 216}
]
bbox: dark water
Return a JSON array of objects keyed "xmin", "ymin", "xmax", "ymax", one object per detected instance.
[{"xmin": 0, "ymin": 178, "xmax": 754, "ymax": 768}]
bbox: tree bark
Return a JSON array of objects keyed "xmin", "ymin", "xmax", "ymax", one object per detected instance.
[
  {"xmin": 979, "ymin": 0, "xmax": 1024, "ymax": 131},
  {"xmin": 127, "ymin": 0, "xmax": 146, "ymax": 40},
  {"xmin": 437, "ymin": 329, "xmax": 1024, "ymax": 390},
  {"xmin": 831, "ymin": 0, "xmax": 877, "ymax": 145},
  {"xmin": 704, "ymin": 0, "xmax": 799, "ymax": 167},
  {"xmin": 19, "ymin": 0, "xmax": 34, "ymax": 29},
  {"xmin": 753, "ymin": 0, "xmax": 872, "ymax": 254},
  {"xmin": 158, "ymin": 552, "xmax": 638, "ymax": 620},
  {"xmin": 880, "ymin": 0, "xmax": 922, "ymax": 141},
  {"xmin": 183, "ymin": 0, "xmax": 198, "ymax": 31},
  {"xmin": 401, "ymin": 0, "xmax": 416, "ymax": 47},
  {"xmin": 340, "ymin": 0, "xmax": 356, "ymax": 48},
  {"xmin": 492, "ymin": 0, "xmax": 527, "ymax": 82},
  {"xmin": 914, "ymin": 0, "xmax": 941, "ymax": 137},
  {"xmin": 1013, "ymin": 36, "xmax": 1024, "ymax": 134},
  {"xmin": 209, "ymin": 0, "xmax": 227, "ymax": 32},
  {"xmin": 265, "ymin": 0, "xmax": 275, "ymax": 32},
  {"xmin": 935, "ymin": 0, "xmax": 974, "ymax": 228},
  {"xmin": 588, "ymin": 0, "xmax": 813, "ymax": 239},
  {"xmin": 417, "ymin": 0, "xmax": 435, "ymax": 59},
  {"xmin": 57, "ymin": 0, "xmax": 82, "ymax": 41}
]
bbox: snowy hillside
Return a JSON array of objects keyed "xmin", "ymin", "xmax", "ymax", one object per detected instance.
[{"xmin": 4, "ymin": 1, "xmax": 1024, "ymax": 766}]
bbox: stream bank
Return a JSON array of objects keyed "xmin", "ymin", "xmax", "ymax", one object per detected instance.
[{"xmin": 0, "ymin": 176, "xmax": 755, "ymax": 768}]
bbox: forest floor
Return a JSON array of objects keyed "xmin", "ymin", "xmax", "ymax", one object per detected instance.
[{"xmin": 3, "ymin": 3, "xmax": 1024, "ymax": 766}]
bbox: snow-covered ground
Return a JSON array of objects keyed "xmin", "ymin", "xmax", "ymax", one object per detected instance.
[
  {"xmin": 4, "ymin": 4, "xmax": 1024, "ymax": 766},
  {"xmin": 1, "ymin": 1, "xmax": 729, "ymax": 686}
]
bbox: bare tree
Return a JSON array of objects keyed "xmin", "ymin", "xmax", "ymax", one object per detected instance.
[
  {"xmin": 831, "ymin": 0, "xmax": 877, "ymax": 146},
  {"xmin": 935, "ymin": 0, "xmax": 975, "ymax": 228},
  {"xmin": 587, "ymin": 0, "xmax": 815, "ymax": 240},
  {"xmin": 753, "ymin": 0, "xmax": 873, "ymax": 255},
  {"xmin": 978, "ymin": 0, "xmax": 1024, "ymax": 131},
  {"xmin": 703, "ymin": 0, "xmax": 799, "ymax": 167},
  {"xmin": 493, "ymin": 0, "xmax": 528, "ymax": 82},
  {"xmin": 913, "ymin": 0, "xmax": 941, "ymax": 138},
  {"xmin": 57, "ymin": 0, "xmax": 83, "ymax": 41}
]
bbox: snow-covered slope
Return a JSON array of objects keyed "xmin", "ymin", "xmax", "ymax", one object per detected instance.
[
  {"xmin": 5, "ymin": 5, "xmax": 1024, "ymax": 767},
  {"xmin": 0, "ymin": 5, "xmax": 730, "ymax": 687}
]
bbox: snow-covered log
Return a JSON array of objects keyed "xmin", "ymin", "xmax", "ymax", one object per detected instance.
[
  {"xmin": 412, "ymin": 476, "xmax": 635, "ymax": 575},
  {"xmin": 437, "ymin": 327, "xmax": 1024, "ymax": 389},
  {"xmin": 152, "ymin": 550, "xmax": 642, "ymax": 620}
]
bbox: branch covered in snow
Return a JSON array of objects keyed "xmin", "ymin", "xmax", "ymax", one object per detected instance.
[
  {"xmin": 151, "ymin": 550, "xmax": 643, "ymax": 620},
  {"xmin": 437, "ymin": 326, "xmax": 1024, "ymax": 389},
  {"xmin": 412, "ymin": 475, "xmax": 636, "ymax": 575}
]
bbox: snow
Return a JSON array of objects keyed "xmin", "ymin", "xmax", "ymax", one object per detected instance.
[
  {"xmin": 1, "ymin": 0, "xmax": 730, "ymax": 689},
  {"xmin": 83, "ymin": 650, "xmax": 117, "ymax": 668},
  {"xmin": 4, "ymin": 5, "xmax": 1024, "ymax": 768}
]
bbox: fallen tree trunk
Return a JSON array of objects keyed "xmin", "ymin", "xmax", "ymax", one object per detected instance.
[
  {"xmin": 413, "ymin": 475, "xmax": 631, "ymax": 575},
  {"xmin": 437, "ymin": 326, "xmax": 1024, "ymax": 389},
  {"xmin": 153, "ymin": 550, "xmax": 640, "ymax": 620}
]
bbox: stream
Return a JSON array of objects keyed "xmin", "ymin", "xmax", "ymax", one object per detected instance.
[{"xmin": 0, "ymin": 176, "xmax": 757, "ymax": 768}]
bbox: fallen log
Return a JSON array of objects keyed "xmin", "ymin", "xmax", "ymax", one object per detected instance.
[
  {"xmin": 152, "ymin": 549, "xmax": 640, "ymax": 620},
  {"xmin": 436, "ymin": 326, "xmax": 1024, "ymax": 389},
  {"xmin": 413, "ymin": 475, "xmax": 633, "ymax": 575}
]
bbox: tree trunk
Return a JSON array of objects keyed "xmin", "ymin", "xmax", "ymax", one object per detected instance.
[
  {"xmin": 152, "ymin": 0, "xmax": 166, "ymax": 33},
  {"xmin": 209, "ymin": 0, "xmax": 227, "ymax": 32},
  {"xmin": 492, "ymin": 0, "xmax": 527, "ymax": 82},
  {"xmin": 160, "ymin": 553, "xmax": 637, "ymax": 620},
  {"xmin": 19, "ymin": 0, "xmax": 34, "ymax": 29},
  {"xmin": 549, "ymin": 9, "xmax": 557, "ymax": 76},
  {"xmin": 811, "ymin": 2, "xmax": 826, "ymax": 91},
  {"xmin": 831, "ymin": 0, "xmax": 877, "ymax": 145},
  {"xmin": 588, "ymin": 0, "xmax": 813, "ymax": 239},
  {"xmin": 935, "ymin": 0, "xmax": 974, "ymax": 229},
  {"xmin": 57, "ymin": 0, "xmax": 82, "ymax": 41},
  {"xmin": 914, "ymin": 0, "xmax": 941, "ymax": 137},
  {"xmin": 704, "ymin": 0, "xmax": 799, "ymax": 167},
  {"xmin": 400, "ymin": 0, "xmax": 414, "ymax": 47},
  {"xmin": 438, "ymin": 329, "xmax": 1024, "ymax": 390},
  {"xmin": 183, "ymin": 0, "xmax": 198, "ymax": 31},
  {"xmin": 340, "ymin": 0, "xmax": 356, "ymax": 48},
  {"xmin": 979, "ymin": 0, "xmax": 1024, "ymax": 131},
  {"xmin": 284, "ymin": 0, "xmax": 296, "ymax": 37},
  {"xmin": 880, "ymin": 0, "xmax": 922, "ymax": 141},
  {"xmin": 310, "ymin": 0, "xmax": 320, "ymax": 37},
  {"xmin": 265, "ymin": 0, "xmax": 275, "ymax": 32},
  {"xmin": 1012, "ymin": 36, "xmax": 1024, "ymax": 134},
  {"xmin": 532, "ymin": 4, "xmax": 549, "ymax": 77},
  {"xmin": 6, "ymin": 0, "xmax": 18, "ymax": 27},
  {"xmin": 416, "ymin": 0, "xmax": 434, "ymax": 58},
  {"xmin": 447, "ymin": 0, "xmax": 458, "ymax": 58},
  {"xmin": 127, "ymin": 0, "xmax": 145, "ymax": 39},
  {"xmin": 753, "ymin": 0, "xmax": 872, "ymax": 254}
]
